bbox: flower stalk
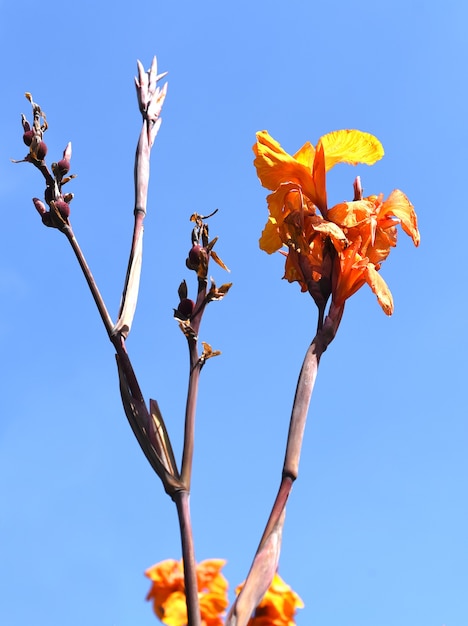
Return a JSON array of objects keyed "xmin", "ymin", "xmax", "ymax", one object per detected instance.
[{"xmin": 14, "ymin": 58, "xmax": 420, "ymax": 626}]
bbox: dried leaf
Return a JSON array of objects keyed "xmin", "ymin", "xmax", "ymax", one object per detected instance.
[
  {"xmin": 114, "ymin": 227, "xmax": 143, "ymax": 338},
  {"xmin": 201, "ymin": 341, "xmax": 221, "ymax": 361},
  {"xmin": 178, "ymin": 280, "xmax": 188, "ymax": 301},
  {"xmin": 210, "ymin": 249, "xmax": 230, "ymax": 272},
  {"xmin": 226, "ymin": 512, "xmax": 285, "ymax": 626},
  {"xmin": 116, "ymin": 357, "xmax": 182, "ymax": 492},
  {"xmin": 149, "ymin": 399, "xmax": 179, "ymax": 478}
]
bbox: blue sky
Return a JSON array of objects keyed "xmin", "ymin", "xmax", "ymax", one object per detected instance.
[{"xmin": 1, "ymin": 1, "xmax": 467, "ymax": 625}]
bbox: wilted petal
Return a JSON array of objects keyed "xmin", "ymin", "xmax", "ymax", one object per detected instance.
[
  {"xmin": 328, "ymin": 200, "xmax": 374, "ymax": 228},
  {"xmin": 310, "ymin": 218, "xmax": 348, "ymax": 252},
  {"xmin": 319, "ymin": 129, "xmax": 384, "ymax": 171},
  {"xmin": 382, "ymin": 189, "xmax": 420, "ymax": 246},
  {"xmin": 365, "ymin": 263, "xmax": 394, "ymax": 315}
]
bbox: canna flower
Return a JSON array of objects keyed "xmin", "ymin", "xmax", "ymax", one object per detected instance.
[
  {"xmin": 236, "ymin": 572, "xmax": 304, "ymax": 626},
  {"xmin": 145, "ymin": 559, "xmax": 228, "ymax": 626},
  {"xmin": 253, "ymin": 129, "xmax": 419, "ymax": 314}
]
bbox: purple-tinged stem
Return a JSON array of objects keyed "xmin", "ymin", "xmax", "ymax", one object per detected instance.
[
  {"xmin": 180, "ymin": 341, "xmax": 201, "ymax": 489},
  {"xmin": 63, "ymin": 225, "xmax": 115, "ymax": 338},
  {"xmin": 174, "ymin": 490, "xmax": 201, "ymax": 626},
  {"xmin": 227, "ymin": 304, "xmax": 344, "ymax": 626}
]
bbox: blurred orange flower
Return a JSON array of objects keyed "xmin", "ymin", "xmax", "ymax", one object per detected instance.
[
  {"xmin": 236, "ymin": 572, "xmax": 304, "ymax": 626},
  {"xmin": 253, "ymin": 130, "xmax": 420, "ymax": 314},
  {"xmin": 145, "ymin": 559, "xmax": 228, "ymax": 626}
]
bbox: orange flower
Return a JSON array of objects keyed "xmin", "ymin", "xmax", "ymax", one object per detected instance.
[
  {"xmin": 253, "ymin": 129, "xmax": 420, "ymax": 314},
  {"xmin": 236, "ymin": 572, "xmax": 304, "ymax": 626},
  {"xmin": 254, "ymin": 129, "xmax": 384, "ymax": 221},
  {"xmin": 145, "ymin": 559, "xmax": 228, "ymax": 626},
  {"xmin": 332, "ymin": 237, "xmax": 394, "ymax": 315}
]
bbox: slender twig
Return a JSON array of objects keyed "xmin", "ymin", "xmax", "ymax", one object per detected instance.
[{"xmin": 63, "ymin": 225, "xmax": 115, "ymax": 337}]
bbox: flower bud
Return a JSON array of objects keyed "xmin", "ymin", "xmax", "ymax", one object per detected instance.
[
  {"xmin": 33, "ymin": 197, "xmax": 47, "ymax": 216},
  {"xmin": 186, "ymin": 244, "xmax": 204, "ymax": 270},
  {"xmin": 35, "ymin": 141, "xmax": 48, "ymax": 161},
  {"xmin": 56, "ymin": 157, "xmax": 70, "ymax": 176},
  {"xmin": 53, "ymin": 200, "xmax": 70, "ymax": 220},
  {"xmin": 177, "ymin": 298, "xmax": 195, "ymax": 318},
  {"xmin": 23, "ymin": 130, "xmax": 34, "ymax": 146}
]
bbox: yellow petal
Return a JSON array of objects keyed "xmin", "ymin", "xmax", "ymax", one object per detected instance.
[
  {"xmin": 253, "ymin": 131, "xmax": 302, "ymax": 190},
  {"xmin": 293, "ymin": 141, "xmax": 315, "ymax": 168},
  {"xmin": 319, "ymin": 130, "xmax": 384, "ymax": 171},
  {"xmin": 161, "ymin": 591, "xmax": 188, "ymax": 626},
  {"xmin": 253, "ymin": 131, "xmax": 319, "ymax": 204},
  {"xmin": 259, "ymin": 218, "xmax": 283, "ymax": 253}
]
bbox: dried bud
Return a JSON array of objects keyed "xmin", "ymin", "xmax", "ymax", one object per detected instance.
[
  {"xmin": 177, "ymin": 298, "xmax": 195, "ymax": 318},
  {"xmin": 21, "ymin": 115, "xmax": 31, "ymax": 132},
  {"xmin": 33, "ymin": 197, "xmax": 47, "ymax": 216},
  {"xmin": 53, "ymin": 200, "xmax": 70, "ymax": 220},
  {"xmin": 62, "ymin": 192, "xmax": 74, "ymax": 203}
]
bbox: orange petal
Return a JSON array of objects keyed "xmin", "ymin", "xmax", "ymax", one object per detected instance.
[
  {"xmin": 382, "ymin": 189, "xmax": 420, "ymax": 246},
  {"xmin": 319, "ymin": 129, "xmax": 384, "ymax": 171},
  {"xmin": 365, "ymin": 264, "xmax": 394, "ymax": 315},
  {"xmin": 310, "ymin": 218, "xmax": 348, "ymax": 252},
  {"xmin": 328, "ymin": 200, "xmax": 374, "ymax": 228},
  {"xmin": 312, "ymin": 141, "xmax": 327, "ymax": 215},
  {"xmin": 259, "ymin": 218, "xmax": 283, "ymax": 253},
  {"xmin": 293, "ymin": 141, "xmax": 315, "ymax": 168},
  {"xmin": 253, "ymin": 131, "xmax": 319, "ymax": 204}
]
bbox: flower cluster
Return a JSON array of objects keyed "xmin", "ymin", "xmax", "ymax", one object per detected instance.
[
  {"xmin": 253, "ymin": 130, "xmax": 420, "ymax": 315},
  {"xmin": 145, "ymin": 559, "xmax": 229, "ymax": 626},
  {"xmin": 145, "ymin": 561, "xmax": 303, "ymax": 626},
  {"xmin": 236, "ymin": 573, "xmax": 304, "ymax": 626},
  {"xmin": 14, "ymin": 93, "xmax": 76, "ymax": 229}
]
